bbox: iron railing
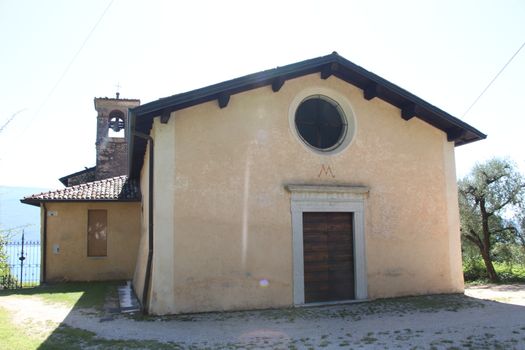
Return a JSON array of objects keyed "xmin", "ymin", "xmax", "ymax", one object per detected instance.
[{"xmin": 0, "ymin": 232, "xmax": 40, "ymax": 289}]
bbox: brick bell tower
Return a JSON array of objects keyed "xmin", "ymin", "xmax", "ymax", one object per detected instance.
[{"xmin": 94, "ymin": 94, "xmax": 140, "ymax": 180}]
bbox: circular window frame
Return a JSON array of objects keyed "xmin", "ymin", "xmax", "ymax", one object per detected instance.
[
  {"xmin": 289, "ymin": 87, "xmax": 356, "ymax": 155},
  {"xmin": 294, "ymin": 95, "xmax": 347, "ymax": 152}
]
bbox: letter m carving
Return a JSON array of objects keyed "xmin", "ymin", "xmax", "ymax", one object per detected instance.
[{"xmin": 318, "ymin": 164, "xmax": 335, "ymax": 178}]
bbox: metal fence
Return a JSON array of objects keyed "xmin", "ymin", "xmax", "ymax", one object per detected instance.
[{"xmin": 0, "ymin": 233, "xmax": 40, "ymax": 289}]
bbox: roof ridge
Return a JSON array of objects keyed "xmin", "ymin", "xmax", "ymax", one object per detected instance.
[
  {"xmin": 128, "ymin": 52, "xmax": 486, "ymax": 178},
  {"xmin": 21, "ymin": 174, "xmax": 140, "ymax": 206}
]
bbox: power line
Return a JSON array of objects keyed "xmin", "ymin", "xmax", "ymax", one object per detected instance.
[
  {"xmin": 33, "ymin": 0, "xmax": 114, "ymax": 117},
  {"xmin": 463, "ymin": 39, "xmax": 525, "ymax": 117},
  {"xmin": 10, "ymin": 0, "xmax": 114, "ymax": 143},
  {"xmin": 0, "ymin": 109, "xmax": 27, "ymax": 134}
]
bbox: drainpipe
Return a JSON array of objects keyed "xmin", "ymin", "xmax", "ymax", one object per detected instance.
[
  {"xmin": 42, "ymin": 203, "xmax": 47, "ymax": 284},
  {"xmin": 133, "ymin": 131, "xmax": 154, "ymax": 314}
]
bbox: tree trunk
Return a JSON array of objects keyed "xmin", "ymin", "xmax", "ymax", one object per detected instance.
[
  {"xmin": 479, "ymin": 198, "xmax": 499, "ymax": 282},
  {"xmin": 480, "ymin": 247, "xmax": 499, "ymax": 282}
]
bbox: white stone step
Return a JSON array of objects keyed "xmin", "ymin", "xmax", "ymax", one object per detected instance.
[{"xmin": 118, "ymin": 281, "xmax": 140, "ymax": 313}]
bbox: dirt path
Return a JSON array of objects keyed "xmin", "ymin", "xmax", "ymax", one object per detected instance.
[
  {"xmin": 2, "ymin": 285, "xmax": 525, "ymax": 349},
  {"xmin": 465, "ymin": 283, "xmax": 525, "ymax": 306},
  {"xmin": 0, "ymin": 295, "xmax": 72, "ymax": 339}
]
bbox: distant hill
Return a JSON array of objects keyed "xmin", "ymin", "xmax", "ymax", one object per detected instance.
[{"xmin": 0, "ymin": 186, "xmax": 50, "ymax": 242}]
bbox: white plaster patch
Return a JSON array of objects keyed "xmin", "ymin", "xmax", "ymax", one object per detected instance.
[
  {"xmin": 255, "ymin": 129, "xmax": 269, "ymax": 145},
  {"xmin": 174, "ymin": 175, "xmax": 189, "ymax": 190},
  {"xmin": 255, "ymin": 193, "xmax": 272, "ymax": 207}
]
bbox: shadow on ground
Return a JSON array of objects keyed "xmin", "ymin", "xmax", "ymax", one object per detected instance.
[
  {"xmin": 468, "ymin": 283, "xmax": 525, "ymax": 292},
  {"xmin": 3, "ymin": 283, "xmax": 525, "ymax": 349}
]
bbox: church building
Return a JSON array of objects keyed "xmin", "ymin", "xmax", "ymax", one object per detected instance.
[{"xmin": 23, "ymin": 52, "xmax": 486, "ymax": 315}]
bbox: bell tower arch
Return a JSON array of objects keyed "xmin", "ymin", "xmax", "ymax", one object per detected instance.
[{"xmin": 94, "ymin": 96, "xmax": 140, "ymax": 180}]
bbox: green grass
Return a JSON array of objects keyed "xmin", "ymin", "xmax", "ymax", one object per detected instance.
[
  {"xmin": 0, "ymin": 281, "xmax": 118, "ymax": 308},
  {"xmin": 494, "ymin": 263, "xmax": 525, "ymax": 281},
  {"xmin": 0, "ymin": 282, "xmax": 190, "ymax": 349},
  {"xmin": 464, "ymin": 260, "xmax": 525, "ymax": 283},
  {"xmin": 0, "ymin": 317, "xmax": 187, "ymax": 350},
  {"xmin": 0, "ymin": 281, "xmax": 125, "ymax": 349},
  {"xmin": 0, "ymin": 307, "xmax": 42, "ymax": 349}
]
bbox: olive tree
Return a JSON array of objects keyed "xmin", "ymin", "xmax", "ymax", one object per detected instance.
[
  {"xmin": 514, "ymin": 206, "xmax": 525, "ymax": 260},
  {"xmin": 458, "ymin": 158, "xmax": 525, "ymax": 281}
]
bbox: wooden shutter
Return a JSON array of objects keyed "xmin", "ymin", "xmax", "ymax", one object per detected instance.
[{"xmin": 88, "ymin": 210, "xmax": 107, "ymax": 257}]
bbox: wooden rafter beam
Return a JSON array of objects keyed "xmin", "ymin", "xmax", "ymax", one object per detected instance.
[
  {"xmin": 271, "ymin": 77, "xmax": 285, "ymax": 92},
  {"xmin": 401, "ymin": 103, "xmax": 417, "ymax": 120},
  {"xmin": 320, "ymin": 62, "xmax": 339, "ymax": 80},
  {"xmin": 363, "ymin": 83, "xmax": 379, "ymax": 100},
  {"xmin": 160, "ymin": 109, "xmax": 171, "ymax": 124},
  {"xmin": 218, "ymin": 93, "xmax": 230, "ymax": 109},
  {"xmin": 447, "ymin": 128, "xmax": 466, "ymax": 142}
]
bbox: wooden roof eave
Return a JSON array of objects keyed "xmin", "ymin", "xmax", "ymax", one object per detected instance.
[
  {"xmin": 20, "ymin": 198, "xmax": 141, "ymax": 207},
  {"xmin": 128, "ymin": 52, "xmax": 486, "ymax": 178}
]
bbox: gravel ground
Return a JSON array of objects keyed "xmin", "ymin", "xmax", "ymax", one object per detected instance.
[
  {"xmin": 465, "ymin": 283, "xmax": 525, "ymax": 306},
  {"xmin": 2, "ymin": 285, "xmax": 525, "ymax": 349}
]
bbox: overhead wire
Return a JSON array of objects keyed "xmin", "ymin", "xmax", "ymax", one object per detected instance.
[
  {"xmin": 462, "ymin": 39, "xmax": 525, "ymax": 117},
  {"xmin": 38, "ymin": 0, "xmax": 114, "ymax": 114},
  {"xmin": 0, "ymin": 108, "xmax": 27, "ymax": 134},
  {"xmin": 18, "ymin": 0, "xmax": 114, "ymax": 136}
]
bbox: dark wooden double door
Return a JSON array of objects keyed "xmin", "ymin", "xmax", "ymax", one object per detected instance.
[{"xmin": 303, "ymin": 212, "xmax": 355, "ymax": 303}]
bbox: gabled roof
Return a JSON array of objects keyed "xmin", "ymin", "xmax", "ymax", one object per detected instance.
[
  {"xmin": 59, "ymin": 166, "xmax": 96, "ymax": 186},
  {"xmin": 129, "ymin": 52, "xmax": 486, "ymax": 177},
  {"xmin": 21, "ymin": 175, "xmax": 140, "ymax": 207}
]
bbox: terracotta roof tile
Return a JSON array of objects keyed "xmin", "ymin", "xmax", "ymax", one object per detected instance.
[{"xmin": 21, "ymin": 175, "xmax": 140, "ymax": 206}]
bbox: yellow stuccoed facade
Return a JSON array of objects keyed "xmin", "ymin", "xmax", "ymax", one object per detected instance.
[
  {"xmin": 133, "ymin": 73, "xmax": 463, "ymax": 315},
  {"xmin": 43, "ymin": 202, "xmax": 141, "ymax": 282}
]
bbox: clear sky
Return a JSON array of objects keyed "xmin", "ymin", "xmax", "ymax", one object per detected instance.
[{"xmin": 1, "ymin": 0, "xmax": 524, "ymax": 189}]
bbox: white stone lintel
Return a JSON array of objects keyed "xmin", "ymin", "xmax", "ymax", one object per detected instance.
[{"xmin": 286, "ymin": 184, "xmax": 369, "ymax": 195}]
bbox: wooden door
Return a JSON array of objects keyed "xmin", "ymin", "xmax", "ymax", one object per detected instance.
[{"xmin": 303, "ymin": 212, "xmax": 354, "ymax": 303}]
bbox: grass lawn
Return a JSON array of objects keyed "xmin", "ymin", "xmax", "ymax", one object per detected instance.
[
  {"xmin": 0, "ymin": 281, "xmax": 142, "ymax": 350},
  {"xmin": 0, "ymin": 304, "xmax": 183, "ymax": 349},
  {"xmin": 0, "ymin": 281, "xmax": 118, "ymax": 308},
  {"xmin": 0, "ymin": 307, "xmax": 42, "ymax": 349},
  {"xmin": 0, "ymin": 282, "xmax": 193, "ymax": 349}
]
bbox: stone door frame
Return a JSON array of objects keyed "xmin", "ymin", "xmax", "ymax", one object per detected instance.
[{"xmin": 286, "ymin": 184, "xmax": 368, "ymax": 305}]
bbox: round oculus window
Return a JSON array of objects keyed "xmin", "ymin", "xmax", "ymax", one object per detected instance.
[{"xmin": 294, "ymin": 96, "xmax": 347, "ymax": 152}]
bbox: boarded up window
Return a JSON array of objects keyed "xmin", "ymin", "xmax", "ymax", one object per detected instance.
[{"xmin": 88, "ymin": 210, "xmax": 107, "ymax": 257}]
